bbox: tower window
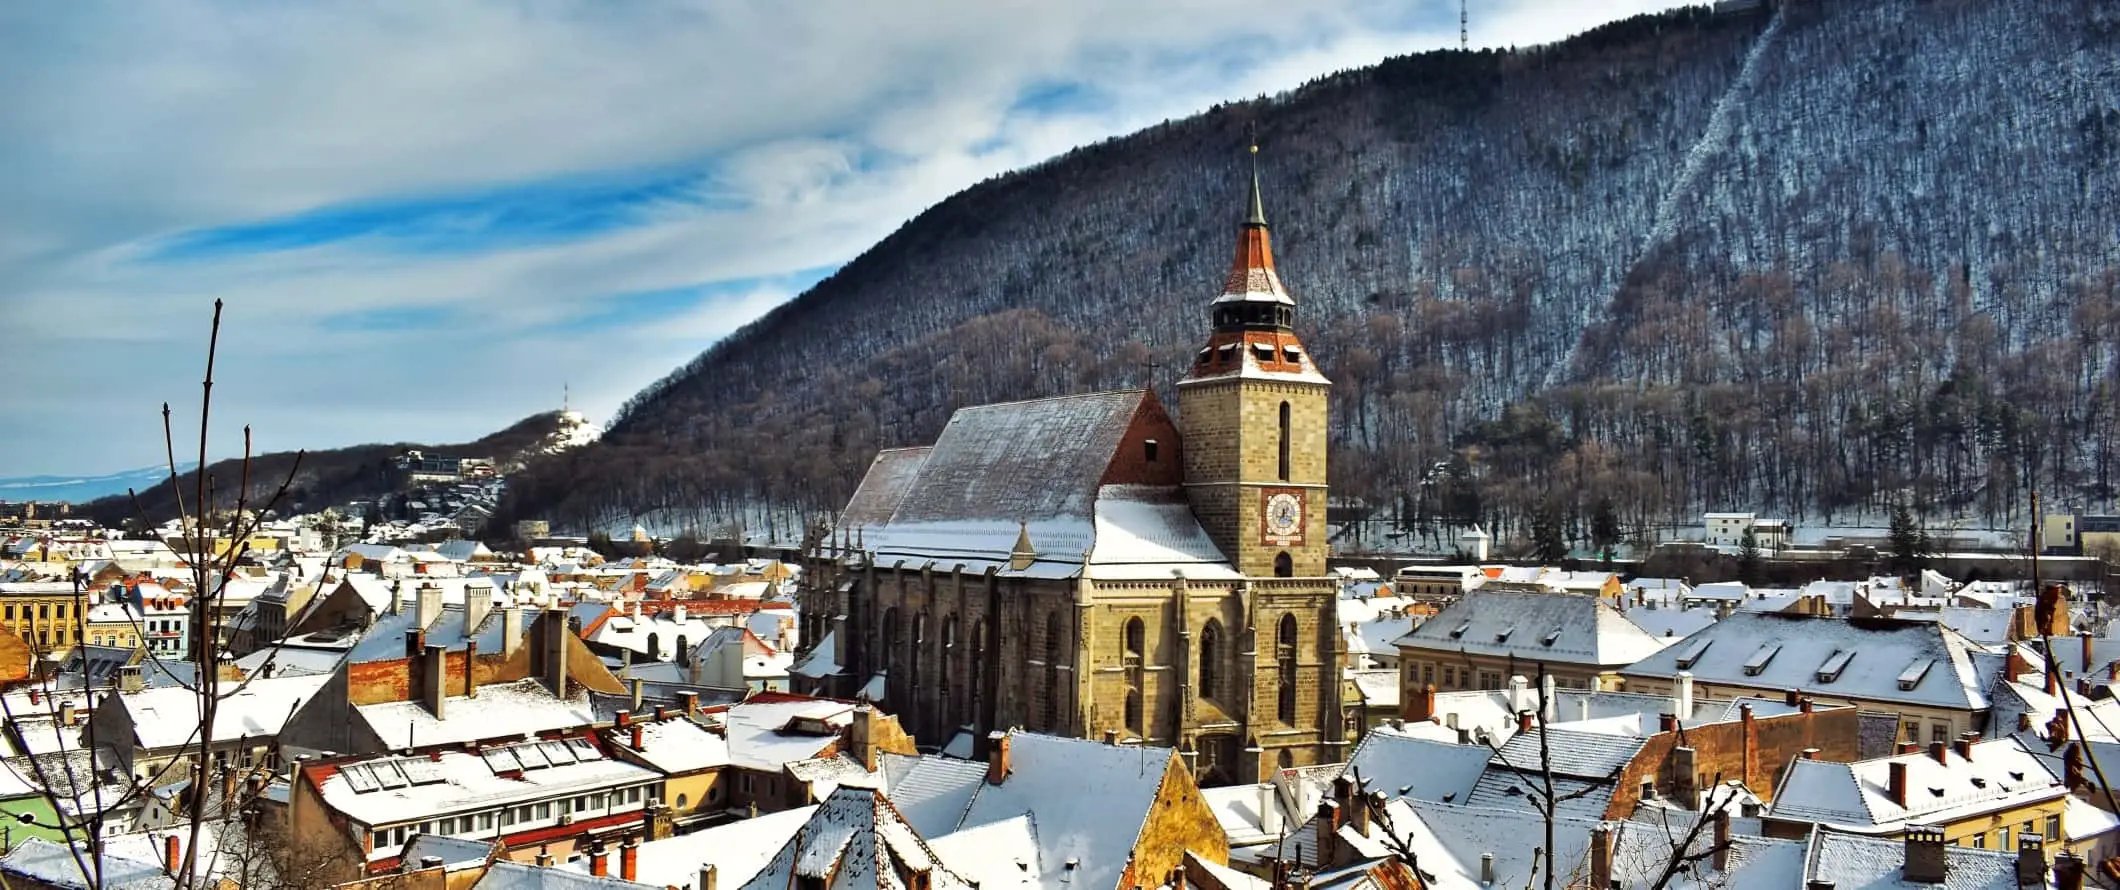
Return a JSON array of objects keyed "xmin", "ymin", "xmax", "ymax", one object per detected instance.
[
  {"xmin": 1276, "ymin": 613, "xmax": 1298, "ymax": 724},
  {"xmin": 1124, "ymin": 617, "xmax": 1145, "ymax": 658},
  {"xmin": 1143, "ymin": 439, "xmax": 1159, "ymax": 463},
  {"xmin": 1277, "ymin": 401, "xmax": 1292, "ymax": 482},
  {"xmin": 1274, "ymin": 552, "xmax": 1293, "ymax": 577}
]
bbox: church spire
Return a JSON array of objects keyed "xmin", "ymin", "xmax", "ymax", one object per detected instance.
[{"xmin": 1246, "ymin": 142, "xmax": 1267, "ymax": 228}]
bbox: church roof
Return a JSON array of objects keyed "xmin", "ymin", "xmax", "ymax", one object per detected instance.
[{"xmin": 842, "ymin": 392, "xmax": 1237, "ymax": 580}]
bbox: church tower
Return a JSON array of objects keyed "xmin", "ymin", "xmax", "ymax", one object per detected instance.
[{"xmin": 1178, "ymin": 150, "xmax": 1332, "ymax": 578}]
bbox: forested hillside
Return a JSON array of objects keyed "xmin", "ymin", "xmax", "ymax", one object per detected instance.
[{"xmin": 495, "ymin": 0, "xmax": 2120, "ymax": 550}]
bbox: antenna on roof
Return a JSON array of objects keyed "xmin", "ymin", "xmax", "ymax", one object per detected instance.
[
  {"xmin": 562, "ymin": 382, "xmax": 569, "ymax": 413},
  {"xmin": 1461, "ymin": 0, "xmax": 1469, "ymax": 50}
]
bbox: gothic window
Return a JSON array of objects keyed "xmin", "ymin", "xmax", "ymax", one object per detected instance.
[
  {"xmin": 1198, "ymin": 619, "xmax": 1223, "ymax": 702},
  {"xmin": 1043, "ymin": 612, "xmax": 1067, "ymax": 732},
  {"xmin": 1276, "ymin": 613, "xmax": 1298, "ymax": 724},
  {"xmin": 882, "ymin": 607, "xmax": 901, "ymax": 700},
  {"xmin": 1277, "ymin": 401, "xmax": 1292, "ymax": 482},
  {"xmin": 1274, "ymin": 552, "xmax": 1293, "ymax": 577},
  {"xmin": 912, "ymin": 612, "xmax": 927, "ymax": 695},
  {"xmin": 941, "ymin": 613, "xmax": 958, "ymax": 717},
  {"xmin": 1123, "ymin": 617, "xmax": 1145, "ymax": 659},
  {"xmin": 1125, "ymin": 690, "xmax": 1142, "ymax": 735}
]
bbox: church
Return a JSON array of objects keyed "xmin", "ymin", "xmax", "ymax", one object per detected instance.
[{"xmin": 793, "ymin": 159, "xmax": 1344, "ymax": 785}]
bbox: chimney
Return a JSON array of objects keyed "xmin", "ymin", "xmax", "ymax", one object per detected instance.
[
  {"xmin": 1589, "ymin": 822, "xmax": 1615, "ymax": 890},
  {"xmin": 1928, "ymin": 741, "xmax": 1948, "ymax": 765},
  {"xmin": 616, "ymin": 709, "xmax": 631, "ymax": 727},
  {"xmin": 466, "ymin": 582, "xmax": 492, "ymax": 633},
  {"xmin": 464, "ymin": 640, "xmax": 478, "ymax": 698},
  {"xmin": 1541, "ymin": 672, "xmax": 1557, "ymax": 724},
  {"xmin": 2065, "ymin": 742, "xmax": 2085, "ymax": 790},
  {"xmin": 701, "ymin": 864, "xmax": 720, "ymax": 890},
  {"xmin": 850, "ymin": 705, "xmax": 878, "ymax": 771},
  {"xmin": 2047, "ymin": 661, "xmax": 2061, "ymax": 695},
  {"xmin": 1517, "ymin": 710, "xmax": 1534, "ymax": 734},
  {"xmin": 1508, "ymin": 675, "xmax": 1530, "ymax": 715},
  {"xmin": 2055, "ymin": 853, "xmax": 2086, "ymax": 890},
  {"xmin": 503, "ymin": 606, "xmax": 525, "ymax": 656},
  {"xmin": 1712, "ymin": 808, "xmax": 1731, "ymax": 872},
  {"xmin": 2017, "ymin": 836, "xmax": 2049, "ymax": 888},
  {"xmin": 58, "ymin": 701, "xmax": 74, "ymax": 726},
  {"xmin": 1336, "ymin": 774, "xmax": 1368, "ymax": 837},
  {"xmin": 1675, "ymin": 670, "xmax": 1695, "ymax": 718},
  {"xmin": 681, "ymin": 691, "xmax": 699, "ymax": 714},
  {"xmin": 631, "ymin": 678, "xmax": 646, "ymax": 712},
  {"xmin": 119, "ymin": 664, "xmax": 145, "ymax": 693},
  {"xmin": 631, "ymin": 725, "xmax": 644, "ymax": 751},
  {"xmin": 1314, "ymin": 800, "xmax": 1340, "ymax": 868},
  {"xmin": 423, "ymin": 644, "xmax": 447, "ymax": 719},
  {"xmin": 415, "ymin": 582, "xmax": 443, "ymax": 631},
  {"xmin": 1105, "ymin": 729, "xmax": 1120, "ymax": 746},
  {"xmin": 1257, "ymin": 782, "xmax": 1281, "ymax": 835},
  {"xmin": 986, "ymin": 731, "xmax": 1011, "ymax": 785},
  {"xmin": 620, "ymin": 837, "xmax": 640, "ymax": 882},
  {"xmin": 1799, "ymin": 697, "xmax": 1814, "ymax": 714},
  {"xmin": 1404, "ymin": 684, "xmax": 1437, "ymax": 722},
  {"xmin": 1802, "ymin": 747, "xmax": 1820, "ymax": 760},
  {"xmin": 1659, "ymin": 713, "xmax": 1678, "ymax": 733},
  {"xmin": 1902, "ymin": 827, "xmax": 1948, "ymax": 884},
  {"xmin": 1887, "ymin": 761, "xmax": 1909, "ymax": 808},
  {"xmin": 164, "ymin": 834, "xmax": 181, "ymax": 877},
  {"xmin": 2083, "ymin": 631, "xmax": 2095, "ymax": 673},
  {"xmin": 391, "ymin": 579, "xmax": 406, "ymax": 614},
  {"xmin": 535, "ymin": 847, "xmax": 554, "ymax": 867},
  {"xmin": 405, "ymin": 627, "xmax": 424, "ymax": 660},
  {"xmin": 1784, "ymin": 688, "xmax": 1801, "ymax": 706},
  {"xmin": 1674, "ymin": 746, "xmax": 1701, "ymax": 809},
  {"xmin": 1953, "ymin": 733, "xmax": 1975, "ymax": 762},
  {"xmin": 1897, "ymin": 741, "xmax": 1919, "ymax": 755},
  {"xmin": 1480, "ymin": 853, "xmax": 1495, "ymax": 887}
]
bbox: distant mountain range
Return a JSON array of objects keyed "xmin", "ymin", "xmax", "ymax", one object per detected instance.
[
  {"xmin": 486, "ymin": 0, "xmax": 2120, "ymax": 548},
  {"xmin": 0, "ymin": 464, "xmax": 198, "ymax": 506}
]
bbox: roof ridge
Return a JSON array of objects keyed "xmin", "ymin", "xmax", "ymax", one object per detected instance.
[{"xmin": 948, "ymin": 389, "xmax": 1146, "ymax": 412}]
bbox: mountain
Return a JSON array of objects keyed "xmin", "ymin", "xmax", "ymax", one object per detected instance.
[
  {"xmin": 79, "ymin": 412, "xmax": 583, "ymax": 528},
  {"xmin": 494, "ymin": 0, "xmax": 2120, "ymax": 549},
  {"xmin": 0, "ymin": 464, "xmax": 198, "ymax": 506}
]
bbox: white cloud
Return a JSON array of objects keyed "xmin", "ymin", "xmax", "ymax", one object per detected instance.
[{"xmin": 0, "ymin": 0, "xmax": 1690, "ymax": 475}]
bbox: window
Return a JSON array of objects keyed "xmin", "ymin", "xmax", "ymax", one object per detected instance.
[
  {"xmin": 1277, "ymin": 401, "xmax": 1292, "ymax": 481},
  {"xmin": 1144, "ymin": 439, "xmax": 1159, "ymax": 462},
  {"xmin": 1997, "ymin": 827, "xmax": 2009, "ymax": 850},
  {"xmin": 1124, "ymin": 617, "xmax": 1145, "ymax": 659},
  {"xmin": 1124, "ymin": 690, "xmax": 1142, "ymax": 734},
  {"xmin": 1421, "ymin": 663, "xmax": 1434, "ymax": 686},
  {"xmin": 2047, "ymin": 815, "xmax": 2061, "ymax": 841},
  {"xmin": 1043, "ymin": 612, "xmax": 1067, "ymax": 732},
  {"xmin": 501, "ymin": 808, "xmax": 518, "ymax": 827},
  {"xmin": 1480, "ymin": 672, "xmax": 1501, "ymax": 690},
  {"xmin": 1971, "ymin": 833, "xmax": 1985, "ymax": 849},
  {"xmin": 535, "ymin": 802, "xmax": 551, "ymax": 820},
  {"xmin": 1274, "ymin": 552, "xmax": 1293, "ymax": 578},
  {"xmin": 1931, "ymin": 723, "xmax": 1949, "ymax": 743},
  {"xmin": 480, "ymin": 812, "xmax": 494, "ymax": 831},
  {"xmin": 1903, "ymin": 721, "xmax": 1921, "ymax": 742},
  {"xmin": 1198, "ymin": 620, "xmax": 1223, "ymax": 702},
  {"xmin": 677, "ymin": 793, "xmax": 689, "ymax": 808},
  {"xmin": 1276, "ymin": 614, "xmax": 1298, "ymax": 724}
]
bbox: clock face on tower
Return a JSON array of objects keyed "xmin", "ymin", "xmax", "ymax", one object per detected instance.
[{"xmin": 1261, "ymin": 489, "xmax": 1305, "ymax": 546}]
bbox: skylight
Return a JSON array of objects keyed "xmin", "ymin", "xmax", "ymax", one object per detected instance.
[
  {"xmin": 1815, "ymin": 650, "xmax": 1855, "ymax": 683},
  {"xmin": 1742, "ymin": 643, "xmax": 1781, "ymax": 676},
  {"xmin": 1674, "ymin": 638, "xmax": 1712, "ymax": 670},
  {"xmin": 1898, "ymin": 659, "xmax": 1934, "ymax": 691}
]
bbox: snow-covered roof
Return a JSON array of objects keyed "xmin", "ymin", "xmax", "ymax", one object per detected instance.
[
  {"xmin": 716, "ymin": 697, "xmax": 855, "ymax": 771},
  {"xmin": 1083, "ymin": 485, "xmax": 1238, "ymax": 581},
  {"xmin": 950, "ymin": 733, "xmax": 1171, "ymax": 890},
  {"xmin": 398, "ymin": 833, "xmax": 499, "ymax": 870},
  {"xmin": 606, "ymin": 715, "xmax": 730, "ymax": 775},
  {"xmin": 1395, "ymin": 588, "xmax": 1668, "ymax": 667},
  {"xmin": 791, "ymin": 630, "xmax": 843, "ymax": 679},
  {"xmin": 1804, "ymin": 828, "xmax": 2024, "ymax": 890},
  {"xmin": 926, "ymin": 815, "xmax": 1041, "ymax": 890},
  {"xmin": 313, "ymin": 738, "xmax": 656, "ymax": 830},
  {"xmin": 880, "ymin": 752, "xmax": 988, "ymax": 840},
  {"xmin": 739, "ymin": 786, "xmax": 973, "ymax": 890},
  {"xmin": 119, "ymin": 674, "xmax": 328, "ymax": 751},
  {"xmin": 1340, "ymin": 729, "xmax": 1489, "ymax": 805},
  {"xmin": 1768, "ymin": 737, "xmax": 2061, "ymax": 833},
  {"xmin": 357, "ymin": 678, "xmax": 599, "ymax": 750},
  {"xmin": 570, "ymin": 804, "xmax": 818, "ymax": 888},
  {"xmin": 1621, "ymin": 613, "xmax": 1990, "ymax": 711}
]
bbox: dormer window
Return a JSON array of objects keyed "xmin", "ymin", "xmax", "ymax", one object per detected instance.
[
  {"xmin": 1815, "ymin": 650, "xmax": 1854, "ymax": 683},
  {"xmin": 1449, "ymin": 621, "xmax": 1471, "ymax": 639},
  {"xmin": 1217, "ymin": 344, "xmax": 1238, "ymax": 362},
  {"xmin": 1495, "ymin": 625, "xmax": 1515, "ymax": 643},
  {"xmin": 1143, "ymin": 439, "xmax": 1159, "ymax": 463},
  {"xmin": 1742, "ymin": 643, "xmax": 1781, "ymax": 676},
  {"xmin": 1252, "ymin": 344, "xmax": 1274, "ymax": 363},
  {"xmin": 1283, "ymin": 346, "xmax": 1302, "ymax": 364},
  {"xmin": 1196, "ymin": 348, "xmax": 1212, "ymax": 366}
]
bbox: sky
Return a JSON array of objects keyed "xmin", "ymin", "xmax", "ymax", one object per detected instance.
[{"xmin": 0, "ymin": 0, "xmax": 1690, "ymax": 477}]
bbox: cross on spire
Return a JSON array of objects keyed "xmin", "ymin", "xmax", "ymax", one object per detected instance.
[{"xmin": 1246, "ymin": 130, "xmax": 1267, "ymax": 227}]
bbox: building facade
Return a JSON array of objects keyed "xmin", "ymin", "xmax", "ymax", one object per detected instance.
[{"xmin": 794, "ymin": 163, "xmax": 1345, "ymax": 784}]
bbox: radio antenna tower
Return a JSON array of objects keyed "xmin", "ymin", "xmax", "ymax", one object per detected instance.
[{"xmin": 1461, "ymin": 0, "xmax": 1468, "ymax": 50}]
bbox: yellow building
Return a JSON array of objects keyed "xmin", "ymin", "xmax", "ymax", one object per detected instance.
[
  {"xmin": 1764, "ymin": 737, "xmax": 2074, "ymax": 856},
  {"xmin": 83, "ymin": 602, "xmax": 144, "ymax": 651},
  {"xmin": 0, "ymin": 582, "xmax": 84, "ymax": 654}
]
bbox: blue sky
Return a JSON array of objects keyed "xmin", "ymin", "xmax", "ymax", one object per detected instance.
[{"xmin": 0, "ymin": 0, "xmax": 1688, "ymax": 476}]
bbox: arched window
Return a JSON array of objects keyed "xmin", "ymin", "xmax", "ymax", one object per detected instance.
[
  {"xmin": 1198, "ymin": 620, "xmax": 1223, "ymax": 702},
  {"xmin": 881, "ymin": 607, "xmax": 901, "ymax": 701},
  {"xmin": 675, "ymin": 634, "xmax": 689, "ymax": 667},
  {"xmin": 940, "ymin": 613, "xmax": 958, "ymax": 719},
  {"xmin": 1124, "ymin": 617, "xmax": 1145, "ymax": 658},
  {"xmin": 1043, "ymin": 612, "xmax": 1067, "ymax": 732},
  {"xmin": 1274, "ymin": 552, "xmax": 1293, "ymax": 578},
  {"xmin": 1277, "ymin": 401, "xmax": 1292, "ymax": 482},
  {"xmin": 1276, "ymin": 613, "xmax": 1298, "ymax": 724},
  {"xmin": 1125, "ymin": 689, "xmax": 1142, "ymax": 735},
  {"xmin": 912, "ymin": 612, "xmax": 927, "ymax": 695},
  {"xmin": 646, "ymin": 633, "xmax": 661, "ymax": 661},
  {"xmin": 1278, "ymin": 748, "xmax": 1295, "ymax": 770}
]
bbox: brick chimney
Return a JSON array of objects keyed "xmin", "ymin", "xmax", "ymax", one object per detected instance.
[
  {"xmin": 1335, "ymin": 774, "xmax": 1368, "ymax": 837},
  {"xmin": 850, "ymin": 705, "xmax": 877, "ymax": 771},
  {"xmin": 164, "ymin": 833, "xmax": 181, "ymax": 877},
  {"xmin": 2065, "ymin": 742, "xmax": 2085, "ymax": 790},
  {"xmin": 1314, "ymin": 799, "xmax": 1340, "ymax": 868},
  {"xmin": 2055, "ymin": 853, "xmax": 2085, "ymax": 890},
  {"xmin": 464, "ymin": 640, "xmax": 478, "ymax": 698},
  {"xmin": 2082, "ymin": 631, "xmax": 2095, "ymax": 674},
  {"xmin": 1887, "ymin": 761, "xmax": 1908, "ymax": 808},
  {"xmin": 1404, "ymin": 683, "xmax": 1436, "ymax": 722},
  {"xmin": 986, "ymin": 731, "xmax": 1010, "ymax": 785},
  {"xmin": 587, "ymin": 842, "xmax": 609, "ymax": 877},
  {"xmin": 1902, "ymin": 827, "xmax": 1947, "ymax": 884},
  {"xmin": 1518, "ymin": 710, "xmax": 1535, "ymax": 734},
  {"xmin": 620, "ymin": 836, "xmax": 640, "ymax": 882},
  {"xmin": 1953, "ymin": 733, "xmax": 1977, "ymax": 762},
  {"xmin": 423, "ymin": 643, "xmax": 447, "ymax": 719},
  {"xmin": 1712, "ymin": 808, "xmax": 1731, "ymax": 872},
  {"xmin": 631, "ymin": 725, "xmax": 644, "ymax": 751},
  {"xmin": 1928, "ymin": 741, "xmax": 1948, "ymax": 765},
  {"xmin": 1589, "ymin": 822, "xmax": 1615, "ymax": 890},
  {"xmin": 2017, "ymin": 836, "xmax": 2048, "ymax": 888},
  {"xmin": 701, "ymin": 864, "xmax": 719, "ymax": 890},
  {"xmin": 1784, "ymin": 688, "xmax": 1801, "ymax": 706}
]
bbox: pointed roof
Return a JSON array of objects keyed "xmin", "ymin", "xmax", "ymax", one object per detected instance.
[
  {"xmin": 1217, "ymin": 148, "xmax": 1294, "ymax": 307},
  {"xmin": 739, "ymin": 786, "xmax": 974, "ymax": 890}
]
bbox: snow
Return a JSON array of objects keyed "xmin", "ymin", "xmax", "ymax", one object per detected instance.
[
  {"xmin": 951, "ymin": 733, "xmax": 1170, "ymax": 890},
  {"xmin": 121, "ymin": 674, "xmax": 328, "ymax": 751},
  {"xmin": 1768, "ymin": 737, "xmax": 2062, "ymax": 832},
  {"xmin": 1623, "ymin": 612, "xmax": 1990, "ymax": 711},
  {"xmin": 316, "ymin": 744, "xmax": 656, "ymax": 830},
  {"xmin": 1085, "ymin": 485, "xmax": 1240, "ymax": 580},
  {"xmin": 1340, "ymin": 729, "xmax": 1490, "ymax": 805},
  {"xmin": 358, "ymin": 678, "xmax": 600, "ymax": 750},
  {"xmin": 605, "ymin": 716, "xmax": 729, "ymax": 774},
  {"xmin": 573, "ymin": 804, "xmax": 817, "ymax": 889},
  {"xmin": 716, "ymin": 698, "xmax": 854, "ymax": 772},
  {"xmin": 927, "ymin": 815, "xmax": 1042, "ymax": 890},
  {"xmin": 1396, "ymin": 588, "xmax": 1669, "ymax": 667}
]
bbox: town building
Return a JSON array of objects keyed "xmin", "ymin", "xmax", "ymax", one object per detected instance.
[
  {"xmin": 1765, "ymin": 736, "xmax": 2069, "ymax": 854},
  {"xmin": 1394, "ymin": 587, "xmax": 1669, "ymax": 694},
  {"xmin": 795, "ymin": 164, "xmax": 1346, "ymax": 782}
]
